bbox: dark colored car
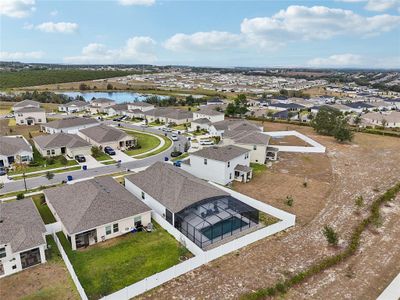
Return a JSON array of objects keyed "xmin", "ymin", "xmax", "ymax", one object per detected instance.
[
  {"xmin": 104, "ymin": 146, "xmax": 116, "ymax": 155},
  {"xmin": 0, "ymin": 167, "xmax": 7, "ymax": 176},
  {"xmin": 75, "ymin": 155, "xmax": 86, "ymax": 163},
  {"xmin": 170, "ymin": 151, "xmax": 182, "ymax": 158}
]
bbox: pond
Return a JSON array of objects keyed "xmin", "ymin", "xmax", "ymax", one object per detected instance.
[{"xmin": 58, "ymin": 91, "xmax": 168, "ymax": 104}]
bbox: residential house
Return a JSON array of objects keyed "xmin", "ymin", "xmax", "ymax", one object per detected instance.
[
  {"xmin": 223, "ymin": 130, "xmax": 278, "ymax": 162},
  {"xmin": 344, "ymin": 101, "xmax": 375, "ymax": 113},
  {"xmin": 190, "ymin": 118, "xmax": 212, "ymax": 132},
  {"xmin": 78, "ymin": 124, "xmax": 136, "ymax": 150},
  {"xmin": 206, "ymin": 98, "xmax": 224, "ymax": 106},
  {"xmin": 12, "ymin": 100, "xmax": 40, "ymax": 112},
  {"xmin": 144, "ymin": 108, "xmax": 193, "ymax": 125},
  {"xmin": 0, "ymin": 199, "xmax": 47, "ymax": 278},
  {"xmin": 15, "ymin": 107, "xmax": 46, "ymax": 125},
  {"xmin": 41, "ymin": 117, "xmax": 99, "ymax": 134},
  {"xmin": 181, "ymin": 145, "xmax": 252, "ymax": 185},
  {"xmin": 44, "ymin": 177, "xmax": 151, "ymax": 250},
  {"xmin": 268, "ymin": 103, "xmax": 305, "ymax": 112},
  {"xmin": 33, "ymin": 133, "xmax": 92, "ymax": 158},
  {"xmin": 125, "ymin": 162, "xmax": 259, "ymax": 248},
  {"xmin": 361, "ymin": 111, "xmax": 400, "ymax": 128},
  {"xmin": 0, "ymin": 135, "xmax": 33, "ymax": 167},
  {"xmin": 193, "ymin": 107, "xmax": 225, "ymax": 123},
  {"xmin": 127, "ymin": 102, "xmax": 154, "ymax": 112},
  {"xmin": 209, "ymin": 119, "xmax": 262, "ymax": 137},
  {"xmin": 89, "ymin": 98, "xmax": 115, "ymax": 114},
  {"xmin": 106, "ymin": 103, "xmax": 130, "ymax": 117},
  {"xmin": 58, "ymin": 101, "xmax": 89, "ymax": 113}
]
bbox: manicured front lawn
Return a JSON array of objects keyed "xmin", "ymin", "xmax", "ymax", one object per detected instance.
[
  {"xmin": 135, "ymin": 134, "xmax": 172, "ymax": 159},
  {"xmin": 92, "ymin": 152, "xmax": 112, "ymax": 162},
  {"xmin": 9, "ymin": 159, "xmax": 78, "ymax": 175},
  {"xmin": 12, "ymin": 165, "xmax": 82, "ymax": 180},
  {"xmin": 32, "ymin": 194, "xmax": 57, "ymax": 224},
  {"xmin": 123, "ymin": 130, "xmax": 161, "ymax": 156},
  {"xmin": 57, "ymin": 222, "xmax": 190, "ymax": 299}
]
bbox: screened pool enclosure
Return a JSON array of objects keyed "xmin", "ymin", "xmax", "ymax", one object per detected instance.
[{"xmin": 174, "ymin": 196, "xmax": 259, "ymax": 249}]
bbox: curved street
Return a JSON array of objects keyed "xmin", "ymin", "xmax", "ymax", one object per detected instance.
[{"xmin": 0, "ymin": 121, "xmax": 187, "ymax": 194}]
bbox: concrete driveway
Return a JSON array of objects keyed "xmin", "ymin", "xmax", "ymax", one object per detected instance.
[
  {"xmin": 79, "ymin": 155, "xmax": 104, "ymax": 169},
  {"xmin": 113, "ymin": 150, "xmax": 136, "ymax": 163}
]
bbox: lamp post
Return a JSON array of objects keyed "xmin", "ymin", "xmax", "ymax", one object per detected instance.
[{"xmin": 22, "ymin": 172, "xmax": 27, "ymax": 191}]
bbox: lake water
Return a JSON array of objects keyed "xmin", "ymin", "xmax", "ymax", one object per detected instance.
[{"xmin": 58, "ymin": 91, "xmax": 167, "ymax": 103}]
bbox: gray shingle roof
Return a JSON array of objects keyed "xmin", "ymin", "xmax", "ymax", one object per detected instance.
[
  {"xmin": 224, "ymin": 130, "xmax": 271, "ymax": 145},
  {"xmin": 33, "ymin": 133, "xmax": 91, "ymax": 150},
  {"xmin": 44, "ymin": 177, "xmax": 151, "ymax": 234},
  {"xmin": 91, "ymin": 98, "xmax": 115, "ymax": 104},
  {"xmin": 126, "ymin": 162, "xmax": 229, "ymax": 213},
  {"xmin": 192, "ymin": 118, "xmax": 211, "ymax": 124},
  {"xmin": 0, "ymin": 136, "xmax": 32, "ymax": 156},
  {"xmin": 64, "ymin": 100, "xmax": 88, "ymax": 107},
  {"xmin": 144, "ymin": 108, "xmax": 193, "ymax": 120},
  {"xmin": 13, "ymin": 100, "xmax": 40, "ymax": 108},
  {"xmin": 212, "ymin": 119, "xmax": 261, "ymax": 132},
  {"xmin": 235, "ymin": 164, "xmax": 252, "ymax": 173},
  {"xmin": 129, "ymin": 102, "xmax": 153, "ymax": 107},
  {"xmin": 16, "ymin": 107, "xmax": 45, "ymax": 113},
  {"xmin": 196, "ymin": 107, "xmax": 224, "ymax": 116},
  {"xmin": 79, "ymin": 124, "xmax": 130, "ymax": 143},
  {"xmin": 0, "ymin": 198, "xmax": 46, "ymax": 253},
  {"xmin": 192, "ymin": 145, "xmax": 249, "ymax": 162},
  {"xmin": 44, "ymin": 117, "xmax": 99, "ymax": 129}
]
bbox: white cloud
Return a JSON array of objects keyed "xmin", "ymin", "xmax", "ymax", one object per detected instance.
[
  {"xmin": 308, "ymin": 54, "xmax": 363, "ymax": 67},
  {"xmin": 35, "ymin": 22, "xmax": 79, "ymax": 33},
  {"xmin": 241, "ymin": 5, "xmax": 400, "ymax": 43},
  {"xmin": 0, "ymin": 51, "xmax": 44, "ymax": 61},
  {"xmin": 0, "ymin": 0, "xmax": 35, "ymax": 18},
  {"xmin": 64, "ymin": 36, "xmax": 157, "ymax": 64},
  {"xmin": 23, "ymin": 23, "xmax": 34, "ymax": 30},
  {"xmin": 50, "ymin": 10, "xmax": 58, "ymax": 17},
  {"xmin": 165, "ymin": 31, "xmax": 242, "ymax": 52},
  {"xmin": 365, "ymin": 0, "xmax": 400, "ymax": 12},
  {"xmin": 118, "ymin": 0, "xmax": 155, "ymax": 6}
]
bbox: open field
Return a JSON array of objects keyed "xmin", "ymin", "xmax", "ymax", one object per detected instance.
[
  {"xmin": 139, "ymin": 121, "xmax": 400, "ymax": 300},
  {"xmin": 57, "ymin": 223, "xmax": 191, "ymax": 300},
  {"xmin": 0, "ymin": 236, "xmax": 79, "ymax": 300}
]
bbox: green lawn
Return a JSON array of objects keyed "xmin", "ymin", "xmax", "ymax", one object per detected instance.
[
  {"xmin": 93, "ymin": 152, "xmax": 113, "ymax": 162},
  {"xmin": 57, "ymin": 223, "xmax": 190, "ymax": 299},
  {"xmin": 148, "ymin": 121, "xmax": 164, "ymax": 127},
  {"xmin": 134, "ymin": 134, "xmax": 172, "ymax": 159},
  {"xmin": 171, "ymin": 123, "xmax": 189, "ymax": 130},
  {"xmin": 250, "ymin": 163, "xmax": 267, "ymax": 176},
  {"xmin": 32, "ymin": 194, "xmax": 57, "ymax": 224},
  {"xmin": 123, "ymin": 130, "xmax": 161, "ymax": 156},
  {"xmin": 12, "ymin": 166, "xmax": 82, "ymax": 180},
  {"xmin": 171, "ymin": 152, "xmax": 189, "ymax": 161},
  {"xmin": 192, "ymin": 129, "xmax": 208, "ymax": 136}
]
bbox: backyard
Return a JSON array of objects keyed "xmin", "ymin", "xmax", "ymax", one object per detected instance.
[
  {"xmin": 0, "ymin": 236, "xmax": 79, "ymax": 300},
  {"xmin": 57, "ymin": 222, "xmax": 191, "ymax": 299},
  {"xmin": 123, "ymin": 130, "xmax": 161, "ymax": 156},
  {"xmin": 32, "ymin": 194, "xmax": 57, "ymax": 224}
]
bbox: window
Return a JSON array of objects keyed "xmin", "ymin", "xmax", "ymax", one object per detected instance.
[
  {"xmin": 113, "ymin": 223, "xmax": 119, "ymax": 233},
  {"xmin": 12, "ymin": 265, "xmax": 17, "ymax": 270},
  {"xmin": 38, "ymin": 119, "xmax": 42, "ymax": 122},
  {"xmin": 229, "ymin": 173, "xmax": 232, "ymax": 179},
  {"xmin": 141, "ymin": 191, "xmax": 145, "ymax": 200},
  {"xmin": 105, "ymin": 225, "xmax": 112, "ymax": 235},
  {"xmin": 47, "ymin": 150, "xmax": 50, "ymax": 155},
  {"xmin": 0, "ymin": 247, "xmax": 6, "ymax": 258},
  {"xmin": 227, "ymin": 161, "xmax": 230, "ymax": 168},
  {"xmin": 204, "ymin": 158, "xmax": 207, "ymax": 165},
  {"xmin": 20, "ymin": 120, "xmax": 24, "ymax": 124},
  {"xmin": 134, "ymin": 216, "xmax": 142, "ymax": 227},
  {"xmin": 51, "ymin": 149, "xmax": 55, "ymax": 155},
  {"xmin": 21, "ymin": 155, "xmax": 30, "ymax": 162},
  {"xmin": 253, "ymin": 145, "xmax": 257, "ymax": 150}
]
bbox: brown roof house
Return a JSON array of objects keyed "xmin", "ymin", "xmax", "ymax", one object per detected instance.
[
  {"xmin": 78, "ymin": 124, "xmax": 136, "ymax": 150},
  {"xmin": 44, "ymin": 176, "xmax": 151, "ymax": 250},
  {"xmin": 0, "ymin": 199, "xmax": 47, "ymax": 277}
]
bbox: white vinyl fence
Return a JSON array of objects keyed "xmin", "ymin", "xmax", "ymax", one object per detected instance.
[
  {"xmin": 101, "ymin": 183, "xmax": 295, "ymax": 300},
  {"xmin": 45, "ymin": 221, "xmax": 62, "ymax": 234},
  {"xmin": 52, "ymin": 233, "xmax": 88, "ymax": 300},
  {"xmin": 264, "ymin": 130, "xmax": 326, "ymax": 153},
  {"xmin": 377, "ymin": 272, "xmax": 400, "ymax": 300}
]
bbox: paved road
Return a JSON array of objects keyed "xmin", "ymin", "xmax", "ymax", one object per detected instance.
[{"xmin": 0, "ymin": 122, "xmax": 187, "ymax": 194}]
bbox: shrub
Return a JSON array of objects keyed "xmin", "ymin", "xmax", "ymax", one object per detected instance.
[
  {"xmin": 16, "ymin": 193, "xmax": 24, "ymax": 200},
  {"xmin": 46, "ymin": 157, "xmax": 55, "ymax": 165},
  {"xmin": 355, "ymin": 195, "xmax": 364, "ymax": 208},
  {"xmin": 285, "ymin": 195, "xmax": 294, "ymax": 207},
  {"xmin": 323, "ymin": 225, "xmax": 339, "ymax": 246},
  {"xmin": 45, "ymin": 171, "xmax": 54, "ymax": 180},
  {"xmin": 91, "ymin": 146, "xmax": 102, "ymax": 158}
]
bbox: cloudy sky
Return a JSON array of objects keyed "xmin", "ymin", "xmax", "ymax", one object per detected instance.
[{"xmin": 1, "ymin": 0, "xmax": 399, "ymax": 68}]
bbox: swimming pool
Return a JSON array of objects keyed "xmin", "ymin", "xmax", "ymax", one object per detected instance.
[{"xmin": 201, "ymin": 217, "xmax": 248, "ymax": 240}]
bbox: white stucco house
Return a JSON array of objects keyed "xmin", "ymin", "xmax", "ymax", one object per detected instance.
[
  {"xmin": 58, "ymin": 101, "xmax": 89, "ymax": 113},
  {"xmin": 193, "ymin": 107, "xmax": 225, "ymax": 123},
  {"xmin": 15, "ymin": 107, "xmax": 47, "ymax": 125},
  {"xmin": 144, "ymin": 108, "xmax": 193, "ymax": 125},
  {"xmin": 208, "ymin": 119, "xmax": 263, "ymax": 137},
  {"xmin": 127, "ymin": 102, "xmax": 154, "ymax": 112},
  {"xmin": 44, "ymin": 176, "xmax": 151, "ymax": 250},
  {"xmin": 361, "ymin": 111, "xmax": 400, "ymax": 128},
  {"xmin": 181, "ymin": 145, "xmax": 252, "ymax": 185},
  {"xmin": 12, "ymin": 100, "xmax": 41, "ymax": 112},
  {"xmin": 41, "ymin": 117, "xmax": 99, "ymax": 134},
  {"xmin": 0, "ymin": 199, "xmax": 47, "ymax": 278},
  {"xmin": 0, "ymin": 135, "xmax": 33, "ymax": 168}
]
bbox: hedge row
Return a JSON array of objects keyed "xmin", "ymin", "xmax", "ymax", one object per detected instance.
[{"xmin": 242, "ymin": 182, "xmax": 400, "ymax": 300}]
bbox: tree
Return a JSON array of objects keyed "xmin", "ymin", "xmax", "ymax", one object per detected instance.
[
  {"xmin": 353, "ymin": 115, "xmax": 362, "ymax": 127},
  {"xmin": 16, "ymin": 193, "xmax": 24, "ymax": 200},
  {"xmin": 46, "ymin": 171, "xmax": 54, "ymax": 180},
  {"xmin": 323, "ymin": 225, "xmax": 339, "ymax": 246},
  {"xmin": 184, "ymin": 142, "xmax": 190, "ymax": 152},
  {"xmin": 226, "ymin": 103, "xmax": 236, "ymax": 117},
  {"xmin": 381, "ymin": 118, "xmax": 388, "ymax": 128},
  {"xmin": 311, "ymin": 106, "xmax": 342, "ymax": 135},
  {"xmin": 79, "ymin": 83, "xmax": 89, "ymax": 91},
  {"xmin": 106, "ymin": 83, "xmax": 113, "ymax": 90},
  {"xmin": 333, "ymin": 118, "xmax": 353, "ymax": 142},
  {"xmin": 91, "ymin": 146, "xmax": 102, "ymax": 158}
]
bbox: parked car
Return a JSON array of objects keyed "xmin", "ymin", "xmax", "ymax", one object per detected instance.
[
  {"xmin": 75, "ymin": 155, "xmax": 86, "ymax": 163},
  {"xmin": 104, "ymin": 146, "xmax": 116, "ymax": 155},
  {"xmin": 0, "ymin": 167, "xmax": 7, "ymax": 176},
  {"xmin": 170, "ymin": 151, "xmax": 182, "ymax": 158},
  {"xmin": 171, "ymin": 134, "xmax": 179, "ymax": 141}
]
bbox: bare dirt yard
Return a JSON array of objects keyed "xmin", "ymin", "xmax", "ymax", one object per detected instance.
[
  {"xmin": 139, "ymin": 121, "xmax": 400, "ymax": 300},
  {"xmin": 269, "ymin": 135, "xmax": 313, "ymax": 147}
]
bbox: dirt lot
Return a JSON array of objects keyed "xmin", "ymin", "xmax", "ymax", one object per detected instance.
[
  {"xmin": 0, "ymin": 119, "xmax": 45, "ymax": 141},
  {"xmin": 0, "ymin": 260, "xmax": 79, "ymax": 300},
  {"xmin": 140, "ymin": 121, "xmax": 400, "ymax": 300},
  {"xmin": 269, "ymin": 135, "xmax": 312, "ymax": 147}
]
